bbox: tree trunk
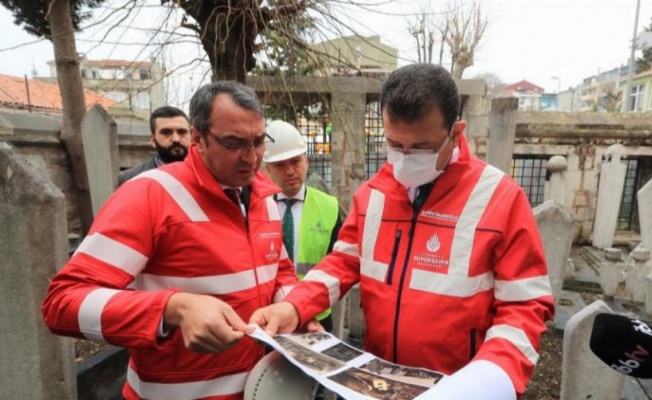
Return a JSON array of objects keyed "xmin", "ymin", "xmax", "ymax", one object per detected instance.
[
  {"xmin": 199, "ymin": 10, "xmax": 256, "ymax": 83},
  {"xmin": 49, "ymin": 0, "xmax": 93, "ymax": 234}
]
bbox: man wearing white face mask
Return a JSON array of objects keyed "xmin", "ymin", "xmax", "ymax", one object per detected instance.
[{"xmin": 250, "ymin": 64, "xmax": 554, "ymax": 400}]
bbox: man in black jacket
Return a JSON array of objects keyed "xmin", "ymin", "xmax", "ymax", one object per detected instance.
[{"xmin": 117, "ymin": 106, "xmax": 191, "ymax": 186}]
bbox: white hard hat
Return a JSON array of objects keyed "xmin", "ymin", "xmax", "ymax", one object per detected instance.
[{"xmin": 263, "ymin": 120, "xmax": 308, "ymax": 163}]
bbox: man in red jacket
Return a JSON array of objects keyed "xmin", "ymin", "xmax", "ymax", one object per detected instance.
[
  {"xmin": 42, "ymin": 81, "xmax": 300, "ymax": 400},
  {"xmin": 251, "ymin": 64, "xmax": 554, "ymax": 399}
]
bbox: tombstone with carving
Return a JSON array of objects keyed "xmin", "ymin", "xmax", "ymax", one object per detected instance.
[{"xmin": 592, "ymin": 144, "xmax": 627, "ymax": 249}]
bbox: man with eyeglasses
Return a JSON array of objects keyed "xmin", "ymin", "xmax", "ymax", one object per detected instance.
[
  {"xmin": 42, "ymin": 81, "xmax": 305, "ymax": 400},
  {"xmin": 117, "ymin": 106, "xmax": 191, "ymax": 187},
  {"xmin": 251, "ymin": 64, "xmax": 554, "ymax": 400}
]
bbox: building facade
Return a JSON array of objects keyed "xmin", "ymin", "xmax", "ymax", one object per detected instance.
[{"xmin": 41, "ymin": 56, "xmax": 165, "ymax": 120}]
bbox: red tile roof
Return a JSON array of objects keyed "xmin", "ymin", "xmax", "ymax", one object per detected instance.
[
  {"xmin": 505, "ymin": 80, "xmax": 545, "ymax": 93},
  {"xmin": 0, "ymin": 74, "xmax": 115, "ymax": 111}
]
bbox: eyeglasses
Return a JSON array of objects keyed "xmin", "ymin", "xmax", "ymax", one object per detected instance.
[
  {"xmin": 207, "ymin": 131, "xmax": 275, "ymax": 153},
  {"xmin": 384, "ymin": 126, "xmax": 453, "ymax": 155}
]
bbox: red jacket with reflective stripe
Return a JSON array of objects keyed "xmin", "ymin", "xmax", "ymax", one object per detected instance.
[
  {"xmin": 42, "ymin": 145, "xmax": 298, "ymax": 400},
  {"xmin": 285, "ymin": 135, "xmax": 554, "ymax": 394}
]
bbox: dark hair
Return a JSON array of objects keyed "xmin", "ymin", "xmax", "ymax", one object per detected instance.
[
  {"xmin": 189, "ymin": 81, "xmax": 264, "ymax": 141},
  {"xmin": 380, "ymin": 63, "xmax": 460, "ymax": 130},
  {"xmin": 149, "ymin": 106, "xmax": 189, "ymax": 134}
]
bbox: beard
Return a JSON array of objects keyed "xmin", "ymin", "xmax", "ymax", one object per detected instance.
[{"xmin": 155, "ymin": 141, "xmax": 188, "ymax": 163}]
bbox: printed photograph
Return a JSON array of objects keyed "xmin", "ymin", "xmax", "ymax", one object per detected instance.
[
  {"xmin": 360, "ymin": 358, "xmax": 444, "ymax": 387},
  {"xmin": 277, "ymin": 331, "xmax": 333, "ymax": 347},
  {"xmin": 328, "ymin": 368, "xmax": 429, "ymax": 399},
  {"xmin": 322, "ymin": 342, "xmax": 365, "ymax": 362},
  {"xmin": 275, "ymin": 336, "xmax": 344, "ymax": 374}
]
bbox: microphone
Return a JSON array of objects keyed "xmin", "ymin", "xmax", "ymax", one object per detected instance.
[{"xmin": 590, "ymin": 313, "xmax": 652, "ymax": 378}]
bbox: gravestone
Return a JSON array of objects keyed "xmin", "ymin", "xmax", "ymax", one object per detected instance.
[
  {"xmin": 533, "ymin": 200, "xmax": 575, "ymax": 304},
  {"xmin": 81, "ymin": 105, "xmax": 119, "ymax": 216},
  {"xmin": 639, "ymin": 178, "xmax": 652, "ymax": 255},
  {"xmin": 545, "ymin": 155, "xmax": 568, "ymax": 206},
  {"xmin": 592, "ymin": 144, "xmax": 627, "ymax": 249},
  {"xmin": 627, "ymin": 247, "xmax": 650, "ymax": 303},
  {"xmin": 486, "ymin": 97, "xmax": 518, "ymax": 174},
  {"xmin": 600, "ymin": 248, "xmax": 623, "ymax": 298},
  {"xmin": 0, "ymin": 141, "xmax": 77, "ymax": 399},
  {"xmin": 561, "ymin": 300, "xmax": 624, "ymax": 400}
]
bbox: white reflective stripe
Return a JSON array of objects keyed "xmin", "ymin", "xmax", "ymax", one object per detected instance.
[
  {"xmin": 333, "ymin": 240, "xmax": 359, "ymax": 257},
  {"xmin": 410, "ymin": 269, "xmax": 493, "ymax": 297},
  {"xmin": 133, "ymin": 169, "xmax": 209, "ymax": 222},
  {"xmin": 266, "ymin": 197, "xmax": 281, "ymax": 221},
  {"xmin": 256, "ymin": 264, "xmax": 279, "ymax": 285},
  {"xmin": 495, "ymin": 276, "xmax": 552, "ymax": 302},
  {"xmin": 360, "ymin": 258, "xmax": 389, "ymax": 282},
  {"xmin": 362, "ymin": 189, "xmax": 384, "ymax": 259},
  {"xmin": 303, "ymin": 270, "xmax": 341, "ymax": 306},
  {"xmin": 78, "ymin": 288, "xmax": 120, "ymax": 341},
  {"xmin": 449, "ymin": 165, "xmax": 503, "ymax": 277},
  {"xmin": 273, "ymin": 285, "xmax": 294, "ymax": 303},
  {"xmin": 485, "ymin": 324, "xmax": 539, "ymax": 365},
  {"xmin": 74, "ymin": 233, "xmax": 148, "ymax": 276},
  {"xmin": 280, "ymin": 245, "xmax": 289, "ymax": 261},
  {"xmin": 136, "ymin": 264, "xmax": 278, "ymax": 294},
  {"xmin": 127, "ymin": 366, "xmax": 247, "ymax": 400}
]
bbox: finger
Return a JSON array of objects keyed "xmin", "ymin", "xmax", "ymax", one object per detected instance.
[
  {"xmin": 222, "ymin": 306, "xmax": 250, "ymax": 332},
  {"xmin": 264, "ymin": 314, "xmax": 281, "ymax": 336},
  {"xmin": 249, "ymin": 309, "xmax": 267, "ymax": 328},
  {"xmin": 306, "ymin": 320, "xmax": 325, "ymax": 332}
]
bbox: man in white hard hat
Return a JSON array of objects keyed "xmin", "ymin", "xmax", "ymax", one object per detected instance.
[{"xmin": 263, "ymin": 120, "xmax": 343, "ymax": 332}]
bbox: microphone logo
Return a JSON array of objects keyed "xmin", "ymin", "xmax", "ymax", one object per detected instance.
[
  {"xmin": 633, "ymin": 319, "xmax": 652, "ymax": 337},
  {"xmin": 611, "ymin": 344, "xmax": 649, "ymax": 375}
]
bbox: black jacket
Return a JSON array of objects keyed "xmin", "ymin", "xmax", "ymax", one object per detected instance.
[{"xmin": 116, "ymin": 156, "xmax": 161, "ymax": 187}]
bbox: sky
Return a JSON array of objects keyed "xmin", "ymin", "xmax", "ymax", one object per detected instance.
[{"xmin": 0, "ymin": 0, "xmax": 650, "ymax": 103}]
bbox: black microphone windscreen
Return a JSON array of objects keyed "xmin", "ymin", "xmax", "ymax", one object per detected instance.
[{"xmin": 590, "ymin": 313, "xmax": 652, "ymax": 378}]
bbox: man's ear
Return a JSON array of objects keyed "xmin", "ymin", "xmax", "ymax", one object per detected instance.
[
  {"xmin": 149, "ymin": 134, "xmax": 156, "ymax": 149},
  {"xmin": 191, "ymin": 128, "xmax": 204, "ymax": 152},
  {"xmin": 451, "ymin": 121, "xmax": 467, "ymax": 147}
]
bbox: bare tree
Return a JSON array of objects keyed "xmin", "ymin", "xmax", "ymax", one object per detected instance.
[
  {"xmin": 407, "ymin": 9, "xmax": 435, "ymax": 63},
  {"xmin": 441, "ymin": 0, "xmax": 488, "ymax": 79}
]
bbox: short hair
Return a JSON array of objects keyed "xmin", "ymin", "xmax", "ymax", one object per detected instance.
[
  {"xmin": 149, "ymin": 106, "xmax": 189, "ymax": 134},
  {"xmin": 189, "ymin": 81, "xmax": 264, "ymax": 140},
  {"xmin": 380, "ymin": 64, "xmax": 461, "ymax": 130}
]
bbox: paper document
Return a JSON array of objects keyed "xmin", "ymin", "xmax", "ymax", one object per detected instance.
[{"xmin": 248, "ymin": 326, "xmax": 445, "ymax": 400}]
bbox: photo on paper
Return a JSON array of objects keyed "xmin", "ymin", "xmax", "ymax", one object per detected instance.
[
  {"xmin": 322, "ymin": 342, "xmax": 365, "ymax": 362},
  {"xmin": 275, "ymin": 336, "xmax": 344, "ymax": 374},
  {"xmin": 360, "ymin": 358, "xmax": 444, "ymax": 387},
  {"xmin": 279, "ymin": 331, "xmax": 332, "ymax": 347},
  {"xmin": 328, "ymin": 368, "xmax": 429, "ymax": 399}
]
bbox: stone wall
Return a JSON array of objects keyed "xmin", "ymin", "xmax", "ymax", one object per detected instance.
[{"xmin": 1, "ymin": 100, "xmax": 651, "ymax": 243}]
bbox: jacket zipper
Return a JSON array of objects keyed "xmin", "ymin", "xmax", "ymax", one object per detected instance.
[
  {"xmin": 469, "ymin": 329, "xmax": 477, "ymax": 360},
  {"xmin": 385, "ymin": 230, "xmax": 403, "ymax": 285},
  {"xmin": 390, "ymin": 206, "xmax": 423, "ymax": 363}
]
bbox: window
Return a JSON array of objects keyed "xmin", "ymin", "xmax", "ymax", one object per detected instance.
[
  {"xmin": 616, "ymin": 158, "xmax": 639, "ymax": 231},
  {"xmin": 103, "ymin": 91, "xmax": 127, "ymax": 102},
  {"xmin": 134, "ymin": 92, "xmax": 150, "ymax": 109},
  {"xmin": 139, "ymin": 68, "xmax": 150, "ymax": 80},
  {"xmin": 365, "ymin": 101, "xmax": 385, "ymax": 179},
  {"xmin": 511, "ymin": 157, "xmax": 548, "ymax": 207},
  {"xmin": 630, "ymin": 84, "xmax": 644, "ymax": 111}
]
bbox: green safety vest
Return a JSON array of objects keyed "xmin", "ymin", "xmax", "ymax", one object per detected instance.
[{"xmin": 296, "ymin": 186, "xmax": 339, "ymax": 320}]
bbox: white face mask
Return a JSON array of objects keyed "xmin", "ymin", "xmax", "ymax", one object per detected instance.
[{"xmin": 386, "ymin": 134, "xmax": 452, "ymax": 188}]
